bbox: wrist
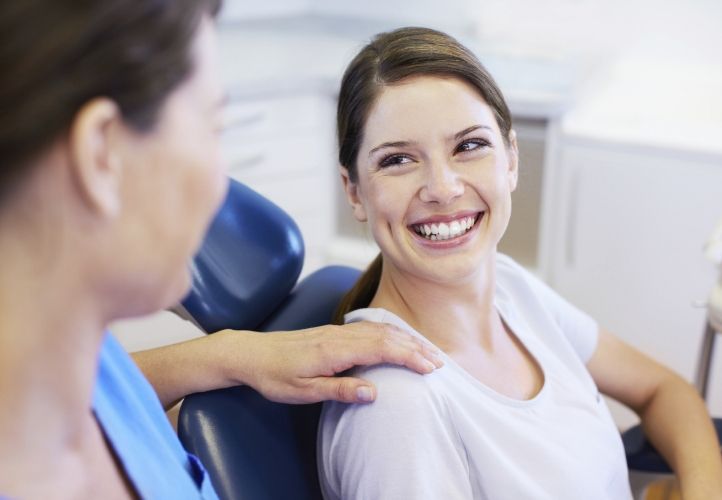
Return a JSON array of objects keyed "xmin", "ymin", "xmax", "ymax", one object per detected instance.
[
  {"xmin": 679, "ymin": 472, "xmax": 722, "ymax": 500},
  {"xmin": 211, "ymin": 329, "xmax": 258, "ymax": 388}
]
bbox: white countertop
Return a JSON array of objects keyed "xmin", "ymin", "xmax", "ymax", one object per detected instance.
[
  {"xmin": 559, "ymin": 0, "xmax": 722, "ymax": 157},
  {"xmin": 562, "ymin": 57, "xmax": 722, "ymax": 157},
  {"xmin": 217, "ymin": 15, "xmax": 589, "ymax": 120}
]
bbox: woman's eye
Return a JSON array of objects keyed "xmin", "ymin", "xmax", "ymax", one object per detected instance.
[
  {"xmin": 379, "ymin": 154, "xmax": 413, "ymax": 168},
  {"xmin": 455, "ymin": 139, "xmax": 490, "ymax": 154}
]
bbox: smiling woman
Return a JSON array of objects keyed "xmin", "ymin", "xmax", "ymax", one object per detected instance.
[{"xmin": 319, "ymin": 27, "xmax": 722, "ymax": 500}]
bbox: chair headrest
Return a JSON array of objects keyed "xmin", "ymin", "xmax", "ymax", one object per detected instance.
[{"xmin": 181, "ymin": 178, "xmax": 304, "ymax": 333}]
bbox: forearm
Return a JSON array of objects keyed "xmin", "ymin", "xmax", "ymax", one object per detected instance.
[
  {"xmin": 639, "ymin": 376, "xmax": 722, "ymax": 499},
  {"xmin": 131, "ymin": 330, "xmax": 245, "ymax": 409},
  {"xmin": 131, "ymin": 321, "xmax": 441, "ymax": 409}
]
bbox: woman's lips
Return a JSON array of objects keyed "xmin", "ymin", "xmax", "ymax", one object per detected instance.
[{"xmin": 409, "ymin": 212, "xmax": 483, "ymax": 241}]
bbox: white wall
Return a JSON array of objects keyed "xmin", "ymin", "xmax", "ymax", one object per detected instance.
[
  {"xmin": 309, "ymin": 0, "xmax": 480, "ymax": 36},
  {"xmin": 472, "ymin": 0, "xmax": 722, "ymax": 61},
  {"xmin": 218, "ymin": 0, "xmax": 306, "ymax": 22}
]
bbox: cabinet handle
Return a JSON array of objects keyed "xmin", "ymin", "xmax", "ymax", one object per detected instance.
[
  {"xmin": 565, "ymin": 165, "xmax": 580, "ymax": 267},
  {"xmin": 222, "ymin": 110, "xmax": 266, "ymax": 135},
  {"xmin": 231, "ymin": 153, "xmax": 265, "ymax": 171}
]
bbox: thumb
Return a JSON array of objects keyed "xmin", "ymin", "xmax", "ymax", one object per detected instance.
[{"xmin": 313, "ymin": 376, "xmax": 378, "ymax": 403}]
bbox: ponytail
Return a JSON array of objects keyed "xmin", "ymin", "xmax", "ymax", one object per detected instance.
[{"xmin": 333, "ymin": 253, "xmax": 383, "ymax": 324}]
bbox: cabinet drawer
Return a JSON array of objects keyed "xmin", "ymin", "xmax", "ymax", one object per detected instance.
[
  {"xmin": 223, "ymin": 133, "xmax": 333, "ymax": 180},
  {"xmin": 229, "ymin": 170, "xmax": 333, "ymax": 220},
  {"xmin": 221, "ymin": 94, "xmax": 334, "ymax": 139}
]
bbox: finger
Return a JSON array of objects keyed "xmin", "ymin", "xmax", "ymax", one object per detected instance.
[
  {"xmin": 309, "ymin": 376, "xmax": 378, "ymax": 404},
  {"xmin": 369, "ymin": 324, "xmax": 444, "ymax": 373},
  {"xmin": 394, "ymin": 350, "xmax": 437, "ymax": 375},
  {"xmin": 421, "ymin": 342, "xmax": 445, "ymax": 368},
  {"xmin": 349, "ymin": 321, "xmax": 444, "ymax": 369},
  {"xmin": 354, "ymin": 334, "xmax": 438, "ymax": 375}
]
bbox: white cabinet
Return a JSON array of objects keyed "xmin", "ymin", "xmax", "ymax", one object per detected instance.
[{"xmin": 540, "ymin": 137, "xmax": 722, "ymax": 427}]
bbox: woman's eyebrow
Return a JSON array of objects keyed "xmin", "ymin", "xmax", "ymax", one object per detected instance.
[
  {"xmin": 368, "ymin": 140, "xmax": 413, "ymax": 157},
  {"xmin": 367, "ymin": 125, "xmax": 492, "ymax": 157},
  {"xmin": 452, "ymin": 124, "xmax": 492, "ymax": 140}
]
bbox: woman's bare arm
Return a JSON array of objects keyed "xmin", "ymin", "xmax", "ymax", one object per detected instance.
[
  {"xmin": 587, "ymin": 328, "xmax": 722, "ymax": 499},
  {"xmin": 132, "ymin": 321, "xmax": 443, "ymax": 408}
]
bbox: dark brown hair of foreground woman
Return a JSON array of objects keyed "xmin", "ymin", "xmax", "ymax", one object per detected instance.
[{"xmin": 0, "ymin": 0, "xmax": 220, "ymax": 199}]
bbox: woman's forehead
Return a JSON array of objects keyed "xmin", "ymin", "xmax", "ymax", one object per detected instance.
[{"xmin": 362, "ymin": 76, "xmax": 500, "ymax": 146}]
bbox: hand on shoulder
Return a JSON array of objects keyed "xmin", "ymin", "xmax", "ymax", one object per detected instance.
[{"xmin": 215, "ymin": 322, "xmax": 443, "ymax": 404}]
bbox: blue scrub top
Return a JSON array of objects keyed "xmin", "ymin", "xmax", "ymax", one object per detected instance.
[{"xmin": 93, "ymin": 333, "xmax": 219, "ymax": 499}]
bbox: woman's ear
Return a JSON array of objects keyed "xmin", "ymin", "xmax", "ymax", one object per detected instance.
[
  {"xmin": 67, "ymin": 97, "xmax": 124, "ymax": 219},
  {"xmin": 339, "ymin": 166, "xmax": 367, "ymax": 222},
  {"xmin": 506, "ymin": 129, "xmax": 519, "ymax": 192}
]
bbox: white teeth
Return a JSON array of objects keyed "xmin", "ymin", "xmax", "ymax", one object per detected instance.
[{"xmin": 412, "ymin": 213, "xmax": 480, "ymax": 241}]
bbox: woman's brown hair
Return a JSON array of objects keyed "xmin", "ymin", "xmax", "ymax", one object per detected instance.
[
  {"xmin": 333, "ymin": 27, "xmax": 512, "ymax": 324},
  {"xmin": 0, "ymin": 0, "xmax": 221, "ymax": 201}
]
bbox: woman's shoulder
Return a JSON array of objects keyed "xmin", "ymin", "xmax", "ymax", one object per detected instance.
[
  {"xmin": 320, "ymin": 362, "xmax": 451, "ymax": 448},
  {"xmin": 342, "ymin": 308, "xmax": 450, "ymax": 407},
  {"xmin": 323, "ymin": 358, "xmax": 450, "ymax": 430},
  {"xmin": 357, "ymin": 362, "xmax": 444, "ymax": 403},
  {"xmin": 318, "ymin": 356, "xmax": 463, "ymax": 500},
  {"xmin": 495, "ymin": 253, "xmax": 600, "ymax": 364},
  {"xmin": 495, "ymin": 253, "xmax": 558, "ymax": 305}
]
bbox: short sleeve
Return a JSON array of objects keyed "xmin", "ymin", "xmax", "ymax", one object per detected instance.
[
  {"xmin": 497, "ymin": 255, "xmax": 599, "ymax": 363},
  {"xmin": 318, "ymin": 365, "xmax": 473, "ymax": 500},
  {"xmin": 94, "ymin": 333, "xmax": 220, "ymax": 499}
]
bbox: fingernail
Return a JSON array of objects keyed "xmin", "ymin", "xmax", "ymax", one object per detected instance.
[
  {"xmin": 357, "ymin": 386, "xmax": 374, "ymax": 402},
  {"xmin": 426, "ymin": 347, "xmax": 443, "ymax": 366},
  {"xmin": 424, "ymin": 360, "xmax": 436, "ymax": 372}
]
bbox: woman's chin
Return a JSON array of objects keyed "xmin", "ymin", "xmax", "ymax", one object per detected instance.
[
  {"xmin": 164, "ymin": 268, "xmax": 194, "ymax": 308},
  {"xmin": 128, "ymin": 268, "xmax": 193, "ymax": 320}
]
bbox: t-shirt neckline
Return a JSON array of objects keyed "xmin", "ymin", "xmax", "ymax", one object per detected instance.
[{"xmin": 345, "ymin": 304, "xmax": 549, "ymax": 408}]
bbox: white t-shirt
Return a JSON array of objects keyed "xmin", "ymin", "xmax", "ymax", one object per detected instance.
[{"xmin": 318, "ymin": 254, "xmax": 632, "ymax": 500}]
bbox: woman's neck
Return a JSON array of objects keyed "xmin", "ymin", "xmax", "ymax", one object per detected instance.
[
  {"xmin": 0, "ymin": 230, "xmax": 107, "ymax": 493},
  {"xmin": 370, "ymin": 254, "xmax": 502, "ymax": 353}
]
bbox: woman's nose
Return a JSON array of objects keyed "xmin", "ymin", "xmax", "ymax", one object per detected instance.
[{"xmin": 419, "ymin": 162, "xmax": 464, "ymax": 205}]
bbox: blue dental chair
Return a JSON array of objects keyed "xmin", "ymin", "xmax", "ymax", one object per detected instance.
[{"xmin": 176, "ymin": 178, "xmax": 360, "ymax": 500}]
